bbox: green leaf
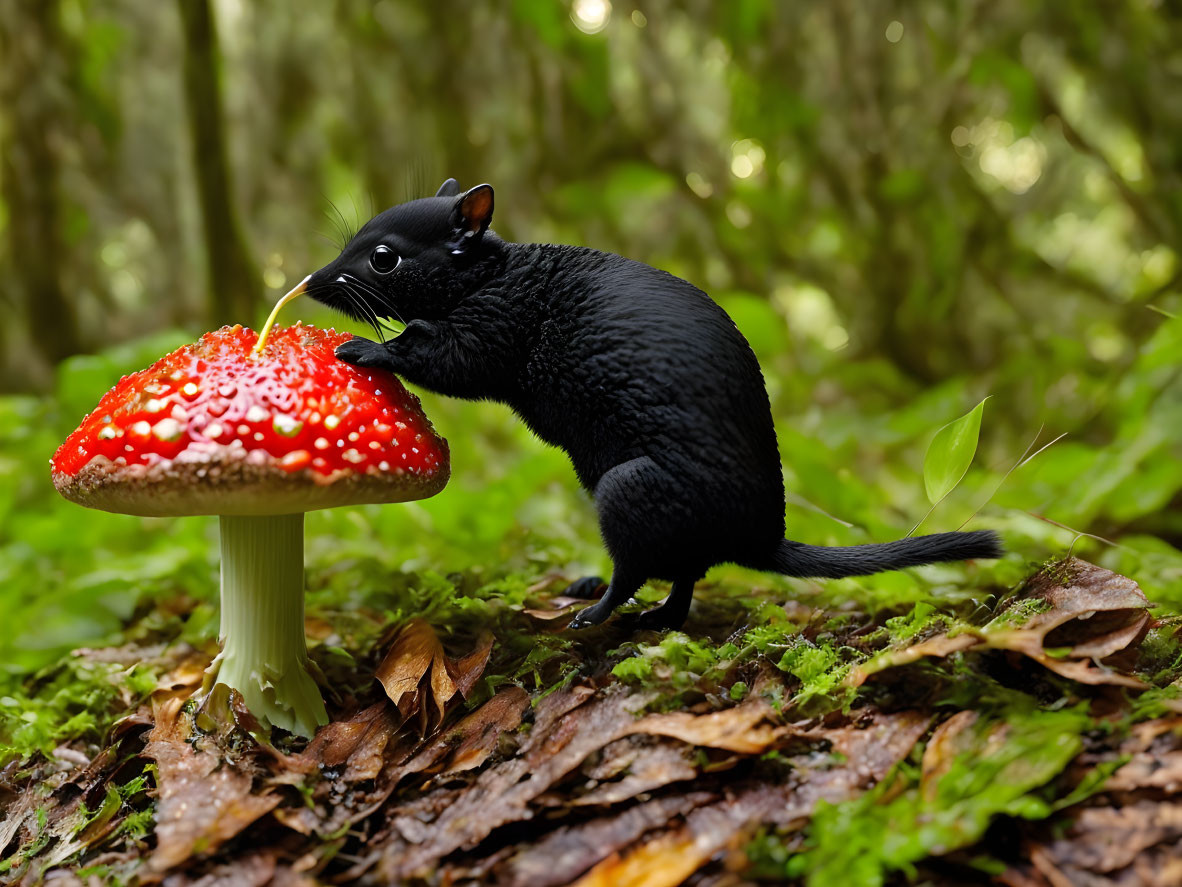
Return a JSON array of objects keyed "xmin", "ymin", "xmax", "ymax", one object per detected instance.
[{"xmin": 923, "ymin": 398, "xmax": 988, "ymax": 504}]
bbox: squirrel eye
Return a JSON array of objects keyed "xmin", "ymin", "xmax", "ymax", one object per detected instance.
[{"xmin": 369, "ymin": 245, "xmax": 401, "ymax": 274}]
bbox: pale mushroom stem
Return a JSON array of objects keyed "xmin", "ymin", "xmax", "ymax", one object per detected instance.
[{"xmin": 201, "ymin": 513, "xmax": 328, "ymax": 738}]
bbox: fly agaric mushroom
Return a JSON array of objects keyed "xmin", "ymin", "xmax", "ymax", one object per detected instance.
[{"xmin": 51, "ymin": 323, "xmax": 449, "ymax": 737}]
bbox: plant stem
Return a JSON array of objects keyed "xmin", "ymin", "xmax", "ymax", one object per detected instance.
[{"xmin": 203, "ymin": 513, "xmax": 328, "ymax": 737}]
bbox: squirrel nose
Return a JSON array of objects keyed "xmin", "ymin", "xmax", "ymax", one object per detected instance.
[{"xmin": 335, "ymin": 275, "xmax": 348, "ymax": 284}]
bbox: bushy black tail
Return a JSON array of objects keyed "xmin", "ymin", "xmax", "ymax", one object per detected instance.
[{"xmin": 769, "ymin": 530, "xmax": 1002, "ymax": 579}]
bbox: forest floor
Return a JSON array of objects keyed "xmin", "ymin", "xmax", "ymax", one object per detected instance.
[{"xmin": 2, "ymin": 555, "xmax": 1182, "ymax": 886}]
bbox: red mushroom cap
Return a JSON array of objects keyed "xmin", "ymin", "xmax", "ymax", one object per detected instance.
[{"xmin": 51, "ymin": 324, "xmax": 449, "ymax": 517}]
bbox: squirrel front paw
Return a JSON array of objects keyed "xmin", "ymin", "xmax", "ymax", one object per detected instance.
[{"xmin": 335, "ymin": 336, "xmax": 390, "ymax": 369}]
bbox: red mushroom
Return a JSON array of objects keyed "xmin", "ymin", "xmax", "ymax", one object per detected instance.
[{"xmin": 51, "ymin": 323, "xmax": 449, "ymax": 737}]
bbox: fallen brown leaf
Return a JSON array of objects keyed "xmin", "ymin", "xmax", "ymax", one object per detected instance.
[
  {"xmin": 501, "ymin": 793, "xmax": 716, "ymax": 887},
  {"xmin": 822, "ymin": 709, "xmax": 932, "ymax": 790},
  {"xmin": 374, "ymin": 620, "xmax": 493, "ymax": 733},
  {"xmin": 377, "ymin": 689, "xmax": 653, "ymax": 881},
  {"xmin": 629, "ymin": 697, "xmax": 787, "ymax": 753},
  {"xmin": 438, "ymin": 685, "xmax": 530, "ymax": 774},
  {"xmin": 158, "ymin": 848, "xmax": 279, "ymax": 886},
  {"xmin": 273, "ymin": 702, "xmax": 420, "ymax": 838},
  {"xmin": 1043, "ymin": 802, "xmax": 1182, "ymax": 874},
  {"xmin": 523, "ymin": 596, "xmax": 586, "ymax": 621},
  {"xmin": 446, "ymin": 631, "xmax": 495, "ymax": 700},
  {"xmin": 571, "ymin": 740, "xmax": 698, "ymax": 806},
  {"xmin": 571, "ymin": 719, "xmax": 928, "ymax": 887},
  {"xmin": 571, "ymin": 827, "xmax": 714, "ymax": 887},
  {"xmin": 274, "ymin": 688, "xmax": 530, "ymax": 841},
  {"xmin": 300, "ymin": 700, "xmax": 400, "ymax": 781},
  {"xmin": 1104, "ymin": 717, "xmax": 1182, "ymax": 793},
  {"xmin": 144, "ymin": 696, "xmax": 281, "ymax": 871},
  {"xmin": 372, "ymin": 690, "xmax": 928, "ymax": 885},
  {"xmin": 153, "ymin": 649, "xmax": 211, "ymax": 696},
  {"xmin": 982, "ymin": 560, "xmax": 1150, "ymax": 687},
  {"xmin": 846, "ymin": 634, "xmax": 976, "ymax": 687},
  {"xmin": 568, "ymin": 710, "xmax": 930, "ymax": 887},
  {"xmin": 849, "ymin": 559, "xmax": 1149, "ymax": 689},
  {"xmin": 375, "ymin": 619, "xmax": 447, "ymax": 716}
]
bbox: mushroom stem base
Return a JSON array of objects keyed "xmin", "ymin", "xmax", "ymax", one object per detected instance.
[{"xmin": 201, "ymin": 513, "xmax": 328, "ymax": 738}]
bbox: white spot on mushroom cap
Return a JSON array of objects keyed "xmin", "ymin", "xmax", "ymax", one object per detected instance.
[
  {"xmin": 272, "ymin": 414, "xmax": 302, "ymax": 437},
  {"xmin": 153, "ymin": 418, "xmax": 182, "ymax": 441}
]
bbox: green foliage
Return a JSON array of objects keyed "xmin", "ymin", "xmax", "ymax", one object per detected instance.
[
  {"xmin": 611, "ymin": 632, "xmax": 737, "ymax": 691},
  {"xmin": 775, "ymin": 639, "xmax": 856, "ymax": 709},
  {"xmin": 0, "ymin": 658, "xmax": 157, "ymax": 762},
  {"xmin": 923, "ymin": 398, "xmax": 988, "ymax": 505}
]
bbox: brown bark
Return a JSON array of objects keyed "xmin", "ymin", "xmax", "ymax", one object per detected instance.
[{"xmin": 177, "ymin": 0, "xmax": 260, "ymax": 327}]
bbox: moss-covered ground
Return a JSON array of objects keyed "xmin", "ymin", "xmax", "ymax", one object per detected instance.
[{"xmin": 2, "ymin": 317, "xmax": 1181, "ymax": 885}]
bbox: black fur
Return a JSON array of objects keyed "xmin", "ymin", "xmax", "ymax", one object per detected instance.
[{"xmin": 306, "ymin": 180, "xmax": 1003, "ymax": 631}]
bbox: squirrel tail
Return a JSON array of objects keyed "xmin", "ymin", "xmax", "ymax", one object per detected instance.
[{"xmin": 768, "ymin": 530, "xmax": 1002, "ymax": 579}]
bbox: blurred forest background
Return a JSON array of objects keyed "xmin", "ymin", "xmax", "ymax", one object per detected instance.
[{"xmin": 0, "ymin": 0, "xmax": 1180, "ymax": 675}]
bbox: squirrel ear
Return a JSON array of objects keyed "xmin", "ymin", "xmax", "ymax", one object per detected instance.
[
  {"xmin": 451, "ymin": 184, "xmax": 494, "ymax": 249},
  {"xmin": 435, "ymin": 178, "xmax": 461, "ymax": 198}
]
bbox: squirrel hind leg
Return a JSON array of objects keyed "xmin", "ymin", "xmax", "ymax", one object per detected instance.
[
  {"xmin": 625, "ymin": 576, "xmax": 698, "ymax": 632},
  {"xmin": 568, "ymin": 569, "xmax": 645, "ymax": 629}
]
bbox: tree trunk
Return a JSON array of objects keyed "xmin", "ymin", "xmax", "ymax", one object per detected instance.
[
  {"xmin": 177, "ymin": 0, "xmax": 260, "ymax": 328},
  {"xmin": 0, "ymin": 0, "xmax": 83, "ymax": 373}
]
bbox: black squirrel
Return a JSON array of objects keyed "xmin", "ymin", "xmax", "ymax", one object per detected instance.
[{"xmin": 304, "ymin": 179, "xmax": 1001, "ymax": 630}]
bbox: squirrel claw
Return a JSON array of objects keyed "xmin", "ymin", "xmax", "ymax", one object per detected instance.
[{"xmin": 568, "ymin": 601, "xmax": 612, "ymax": 630}]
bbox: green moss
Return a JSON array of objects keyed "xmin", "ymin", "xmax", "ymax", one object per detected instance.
[
  {"xmin": 610, "ymin": 632, "xmax": 735, "ymax": 694},
  {"xmin": 1127, "ymin": 683, "xmax": 1182, "ymax": 722},
  {"xmin": 752, "ymin": 704, "xmax": 1094, "ymax": 887},
  {"xmin": 608, "ymin": 614, "xmax": 805, "ymax": 708},
  {"xmin": 1040, "ymin": 556, "xmax": 1079, "ymax": 588},
  {"xmin": 883, "ymin": 602, "xmax": 940, "ymax": 643},
  {"xmin": 611, "ymin": 656, "xmax": 654, "ymax": 683},
  {"xmin": 985, "ymin": 595, "xmax": 1052, "ymax": 630},
  {"xmin": 1134, "ymin": 625, "xmax": 1182, "ymax": 685},
  {"xmin": 775, "ymin": 638, "xmax": 861, "ymax": 711},
  {"xmin": 0, "ymin": 659, "xmax": 157, "ymax": 764}
]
